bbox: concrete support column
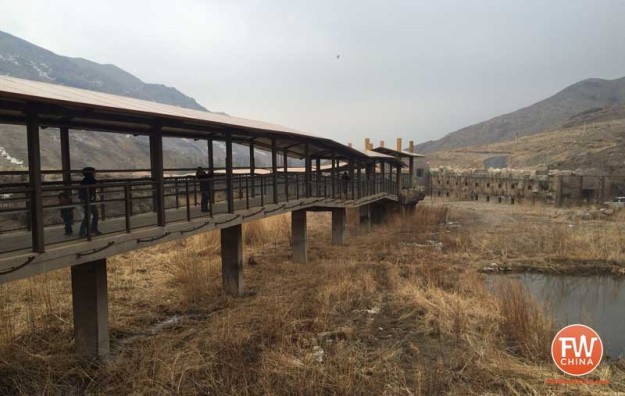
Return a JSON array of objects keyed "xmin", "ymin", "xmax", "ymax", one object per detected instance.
[
  {"xmin": 71, "ymin": 259, "xmax": 109, "ymax": 358},
  {"xmin": 291, "ymin": 209, "xmax": 307, "ymax": 263},
  {"xmin": 359, "ymin": 204, "xmax": 371, "ymax": 229},
  {"xmin": 371, "ymin": 203, "xmax": 386, "ymax": 225},
  {"xmin": 221, "ymin": 224, "xmax": 244, "ymax": 296},
  {"xmin": 332, "ymin": 208, "xmax": 346, "ymax": 245}
]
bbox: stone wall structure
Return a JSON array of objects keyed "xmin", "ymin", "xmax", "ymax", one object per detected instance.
[{"xmin": 430, "ymin": 168, "xmax": 625, "ymax": 206}]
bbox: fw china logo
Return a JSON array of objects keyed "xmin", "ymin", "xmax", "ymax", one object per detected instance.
[{"xmin": 551, "ymin": 324, "xmax": 603, "ymax": 377}]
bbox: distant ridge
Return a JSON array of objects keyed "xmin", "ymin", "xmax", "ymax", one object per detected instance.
[
  {"xmin": 0, "ymin": 31, "xmax": 255, "ymax": 170},
  {"xmin": 0, "ymin": 30, "xmax": 207, "ymax": 111},
  {"xmin": 415, "ymin": 76, "xmax": 625, "ymax": 153}
]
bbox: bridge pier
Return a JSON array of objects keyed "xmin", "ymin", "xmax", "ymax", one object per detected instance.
[
  {"xmin": 371, "ymin": 203, "xmax": 387, "ymax": 225},
  {"xmin": 221, "ymin": 224, "xmax": 244, "ymax": 296},
  {"xmin": 71, "ymin": 258, "xmax": 109, "ymax": 359},
  {"xmin": 331, "ymin": 208, "xmax": 346, "ymax": 245},
  {"xmin": 291, "ymin": 209, "xmax": 307, "ymax": 263},
  {"xmin": 359, "ymin": 204, "xmax": 371, "ymax": 229}
]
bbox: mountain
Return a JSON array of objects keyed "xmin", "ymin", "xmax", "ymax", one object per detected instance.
[
  {"xmin": 0, "ymin": 30, "xmax": 255, "ymax": 170},
  {"xmin": 425, "ymin": 104, "xmax": 625, "ymax": 172},
  {"xmin": 0, "ymin": 30, "xmax": 206, "ymax": 111},
  {"xmin": 415, "ymin": 76, "xmax": 625, "ymax": 153}
]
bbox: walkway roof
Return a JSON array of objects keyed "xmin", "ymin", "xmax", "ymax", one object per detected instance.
[
  {"xmin": 354, "ymin": 148, "xmax": 403, "ymax": 166},
  {"xmin": 0, "ymin": 76, "xmax": 371, "ymax": 161},
  {"xmin": 372, "ymin": 146, "xmax": 424, "ymax": 158}
]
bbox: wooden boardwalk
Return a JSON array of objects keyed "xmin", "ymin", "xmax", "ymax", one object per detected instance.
[
  {"xmin": 0, "ymin": 76, "xmax": 414, "ymax": 358},
  {"xmin": 0, "ymin": 190, "xmax": 396, "ymax": 283}
]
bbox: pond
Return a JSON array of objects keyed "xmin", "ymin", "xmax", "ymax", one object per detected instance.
[{"xmin": 489, "ymin": 273, "xmax": 625, "ymax": 358}]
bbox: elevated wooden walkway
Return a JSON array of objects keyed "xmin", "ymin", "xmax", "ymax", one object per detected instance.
[{"xmin": 0, "ymin": 76, "xmax": 413, "ymax": 358}]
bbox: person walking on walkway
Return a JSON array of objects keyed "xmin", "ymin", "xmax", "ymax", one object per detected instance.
[
  {"xmin": 78, "ymin": 167, "xmax": 101, "ymax": 237},
  {"xmin": 196, "ymin": 167, "xmax": 212, "ymax": 212},
  {"xmin": 341, "ymin": 171, "xmax": 350, "ymax": 198}
]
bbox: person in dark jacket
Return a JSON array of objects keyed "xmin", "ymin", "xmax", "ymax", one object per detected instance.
[
  {"xmin": 341, "ymin": 171, "xmax": 350, "ymax": 197},
  {"xmin": 78, "ymin": 167, "xmax": 101, "ymax": 237},
  {"xmin": 196, "ymin": 167, "xmax": 212, "ymax": 212}
]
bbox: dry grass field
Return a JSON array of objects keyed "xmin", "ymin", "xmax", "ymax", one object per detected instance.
[{"xmin": 0, "ymin": 200, "xmax": 624, "ymax": 395}]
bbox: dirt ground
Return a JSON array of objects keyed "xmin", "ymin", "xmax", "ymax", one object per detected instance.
[
  {"xmin": 425, "ymin": 197, "xmax": 625, "ymax": 275},
  {"xmin": 0, "ymin": 199, "xmax": 624, "ymax": 395}
]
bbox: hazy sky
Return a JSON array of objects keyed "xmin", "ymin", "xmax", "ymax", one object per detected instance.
[{"xmin": 1, "ymin": 0, "xmax": 625, "ymax": 147}]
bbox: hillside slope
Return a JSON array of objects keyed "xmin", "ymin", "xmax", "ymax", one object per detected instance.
[
  {"xmin": 0, "ymin": 30, "xmax": 206, "ymax": 111},
  {"xmin": 415, "ymin": 76, "xmax": 625, "ymax": 153},
  {"xmin": 427, "ymin": 105, "xmax": 625, "ymax": 172}
]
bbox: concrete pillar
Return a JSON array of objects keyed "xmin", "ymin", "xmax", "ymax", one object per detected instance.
[
  {"xmin": 359, "ymin": 204, "xmax": 371, "ymax": 229},
  {"xmin": 221, "ymin": 224, "xmax": 244, "ymax": 296},
  {"xmin": 291, "ymin": 210, "xmax": 307, "ymax": 263},
  {"xmin": 371, "ymin": 203, "xmax": 386, "ymax": 225},
  {"xmin": 332, "ymin": 208, "xmax": 346, "ymax": 245},
  {"xmin": 71, "ymin": 259, "xmax": 109, "ymax": 358}
]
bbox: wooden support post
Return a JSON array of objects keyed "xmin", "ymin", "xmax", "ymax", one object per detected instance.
[
  {"xmin": 364, "ymin": 161, "xmax": 371, "ymax": 196},
  {"xmin": 220, "ymin": 224, "xmax": 244, "ymax": 296},
  {"xmin": 372, "ymin": 160, "xmax": 377, "ymax": 194},
  {"xmin": 71, "ymin": 259, "xmax": 109, "ymax": 358},
  {"xmin": 349, "ymin": 160, "xmax": 355, "ymax": 199},
  {"xmin": 356, "ymin": 161, "xmax": 362, "ymax": 199},
  {"xmin": 271, "ymin": 137, "xmax": 279, "ymax": 204},
  {"xmin": 331, "ymin": 153, "xmax": 336, "ymax": 197},
  {"xmin": 291, "ymin": 209, "xmax": 307, "ymax": 263},
  {"xmin": 283, "ymin": 149, "xmax": 289, "ymax": 201},
  {"xmin": 380, "ymin": 161, "xmax": 386, "ymax": 192},
  {"xmin": 249, "ymin": 141, "xmax": 255, "ymax": 197},
  {"xmin": 225, "ymin": 133, "xmax": 234, "ymax": 213},
  {"xmin": 332, "ymin": 208, "xmax": 346, "ymax": 245},
  {"xmin": 207, "ymin": 138, "xmax": 214, "ymax": 170},
  {"xmin": 396, "ymin": 163, "xmax": 401, "ymax": 195},
  {"xmin": 60, "ymin": 127, "xmax": 72, "ymax": 188},
  {"xmin": 149, "ymin": 127, "xmax": 165, "ymax": 226},
  {"xmin": 208, "ymin": 138, "xmax": 215, "ymax": 204},
  {"xmin": 408, "ymin": 156, "xmax": 414, "ymax": 188},
  {"xmin": 26, "ymin": 111, "xmax": 44, "ymax": 253},
  {"xmin": 316, "ymin": 157, "xmax": 321, "ymax": 197},
  {"xmin": 304, "ymin": 143, "xmax": 311, "ymax": 198}
]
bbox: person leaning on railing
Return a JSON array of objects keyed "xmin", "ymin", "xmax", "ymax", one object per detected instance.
[{"xmin": 78, "ymin": 166, "xmax": 102, "ymax": 237}]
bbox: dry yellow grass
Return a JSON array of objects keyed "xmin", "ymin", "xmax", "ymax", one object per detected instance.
[{"xmin": 0, "ymin": 205, "xmax": 623, "ymax": 394}]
